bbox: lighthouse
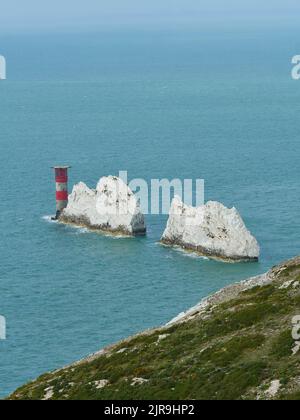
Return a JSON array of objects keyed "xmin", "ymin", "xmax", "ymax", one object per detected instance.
[{"xmin": 52, "ymin": 166, "xmax": 71, "ymax": 220}]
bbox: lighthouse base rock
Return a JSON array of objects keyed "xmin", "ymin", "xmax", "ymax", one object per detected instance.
[
  {"xmin": 161, "ymin": 197, "xmax": 260, "ymax": 262},
  {"xmin": 59, "ymin": 176, "xmax": 146, "ymax": 236}
]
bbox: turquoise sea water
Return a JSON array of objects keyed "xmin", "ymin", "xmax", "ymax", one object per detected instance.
[{"xmin": 0, "ymin": 21, "xmax": 300, "ymax": 397}]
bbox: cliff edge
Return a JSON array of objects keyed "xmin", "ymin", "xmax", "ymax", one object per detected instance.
[{"xmin": 9, "ymin": 257, "xmax": 300, "ymax": 400}]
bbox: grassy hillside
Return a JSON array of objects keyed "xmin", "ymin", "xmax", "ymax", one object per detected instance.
[{"xmin": 9, "ymin": 257, "xmax": 300, "ymax": 400}]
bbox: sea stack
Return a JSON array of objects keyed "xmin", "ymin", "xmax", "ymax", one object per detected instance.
[
  {"xmin": 59, "ymin": 176, "xmax": 146, "ymax": 236},
  {"xmin": 161, "ymin": 196, "xmax": 260, "ymax": 262}
]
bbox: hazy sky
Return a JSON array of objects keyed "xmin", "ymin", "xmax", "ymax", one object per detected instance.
[{"xmin": 0, "ymin": 0, "xmax": 299, "ymax": 33}]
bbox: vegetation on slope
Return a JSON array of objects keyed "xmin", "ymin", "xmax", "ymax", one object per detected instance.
[{"xmin": 9, "ymin": 257, "xmax": 300, "ymax": 400}]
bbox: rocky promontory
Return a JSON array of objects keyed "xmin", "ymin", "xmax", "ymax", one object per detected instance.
[
  {"xmin": 59, "ymin": 176, "xmax": 146, "ymax": 236},
  {"xmin": 8, "ymin": 256, "xmax": 300, "ymax": 400},
  {"xmin": 161, "ymin": 197, "xmax": 260, "ymax": 262}
]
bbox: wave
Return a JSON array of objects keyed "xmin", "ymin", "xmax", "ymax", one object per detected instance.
[
  {"xmin": 42, "ymin": 215, "xmax": 57, "ymax": 224},
  {"xmin": 173, "ymin": 246, "xmax": 210, "ymax": 261}
]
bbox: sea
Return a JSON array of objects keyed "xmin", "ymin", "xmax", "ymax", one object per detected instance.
[{"xmin": 0, "ymin": 18, "xmax": 300, "ymax": 397}]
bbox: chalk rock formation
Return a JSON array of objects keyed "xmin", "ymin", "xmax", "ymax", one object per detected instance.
[
  {"xmin": 60, "ymin": 176, "xmax": 146, "ymax": 236},
  {"xmin": 161, "ymin": 196, "xmax": 259, "ymax": 262}
]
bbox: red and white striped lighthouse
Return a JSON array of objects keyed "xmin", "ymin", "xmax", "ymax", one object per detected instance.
[{"xmin": 52, "ymin": 166, "xmax": 71, "ymax": 219}]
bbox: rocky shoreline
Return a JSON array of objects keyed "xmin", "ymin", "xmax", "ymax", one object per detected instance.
[
  {"xmin": 160, "ymin": 238, "xmax": 259, "ymax": 263},
  {"xmin": 59, "ymin": 214, "xmax": 147, "ymax": 237}
]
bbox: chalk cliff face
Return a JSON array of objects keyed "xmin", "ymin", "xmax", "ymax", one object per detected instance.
[
  {"xmin": 60, "ymin": 176, "xmax": 146, "ymax": 236},
  {"xmin": 161, "ymin": 196, "xmax": 260, "ymax": 262}
]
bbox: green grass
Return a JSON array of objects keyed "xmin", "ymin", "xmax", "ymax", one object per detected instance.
[{"xmin": 8, "ymin": 257, "xmax": 300, "ymax": 400}]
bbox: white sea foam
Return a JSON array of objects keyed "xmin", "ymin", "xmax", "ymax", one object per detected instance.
[
  {"xmin": 175, "ymin": 248, "xmax": 210, "ymax": 260},
  {"xmin": 73, "ymin": 228, "xmax": 89, "ymax": 235},
  {"xmin": 163, "ymin": 243, "xmax": 210, "ymax": 261},
  {"xmin": 103, "ymin": 233, "xmax": 131, "ymax": 239},
  {"xmin": 42, "ymin": 215, "xmax": 57, "ymax": 224}
]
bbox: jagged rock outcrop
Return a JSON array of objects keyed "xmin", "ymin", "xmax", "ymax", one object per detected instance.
[
  {"xmin": 161, "ymin": 196, "xmax": 260, "ymax": 262},
  {"xmin": 59, "ymin": 176, "xmax": 146, "ymax": 236}
]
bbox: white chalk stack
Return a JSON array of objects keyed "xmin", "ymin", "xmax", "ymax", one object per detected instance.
[
  {"xmin": 60, "ymin": 176, "xmax": 146, "ymax": 236},
  {"xmin": 161, "ymin": 196, "xmax": 260, "ymax": 262}
]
